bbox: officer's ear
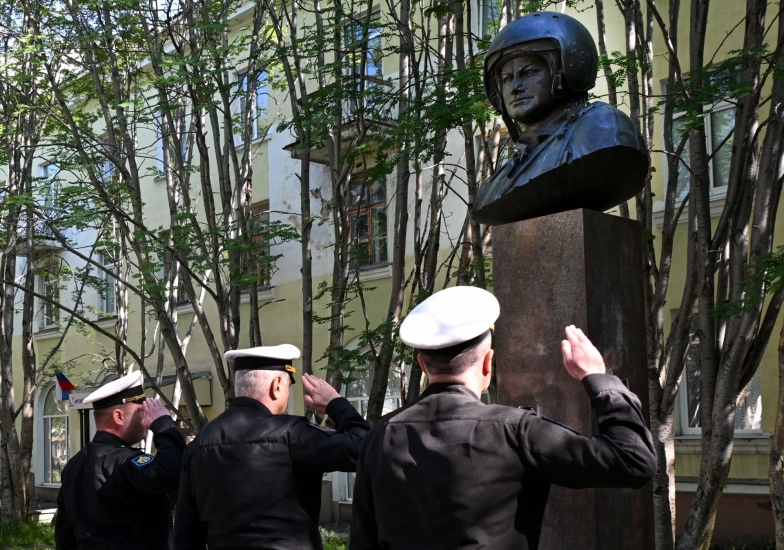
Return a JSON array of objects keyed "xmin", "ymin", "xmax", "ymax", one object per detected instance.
[
  {"xmin": 112, "ymin": 406, "xmax": 125, "ymax": 426},
  {"xmin": 416, "ymin": 353, "xmax": 429, "ymax": 377},
  {"xmin": 270, "ymin": 374, "xmax": 285, "ymax": 400},
  {"xmin": 482, "ymin": 347, "xmax": 493, "ymax": 378}
]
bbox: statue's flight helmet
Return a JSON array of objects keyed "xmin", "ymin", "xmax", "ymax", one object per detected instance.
[{"xmin": 484, "ymin": 12, "xmax": 599, "ymax": 141}]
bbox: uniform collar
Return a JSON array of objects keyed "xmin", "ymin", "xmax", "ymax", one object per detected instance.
[
  {"xmin": 229, "ymin": 396, "xmax": 273, "ymax": 415},
  {"xmin": 421, "ymin": 382, "xmax": 480, "ymax": 401},
  {"xmin": 92, "ymin": 430, "xmax": 134, "ymax": 447}
]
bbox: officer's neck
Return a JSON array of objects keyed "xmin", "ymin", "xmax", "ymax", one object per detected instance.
[
  {"xmin": 426, "ymin": 374, "xmax": 487, "ymax": 400},
  {"xmin": 95, "ymin": 425, "xmax": 137, "ymax": 445}
]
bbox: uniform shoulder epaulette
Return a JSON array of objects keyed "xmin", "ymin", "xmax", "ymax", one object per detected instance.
[{"xmin": 130, "ymin": 454, "xmax": 155, "ymax": 467}]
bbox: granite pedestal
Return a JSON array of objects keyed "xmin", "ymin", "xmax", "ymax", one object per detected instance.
[{"xmin": 492, "ymin": 208, "xmax": 654, "ymax": 550}]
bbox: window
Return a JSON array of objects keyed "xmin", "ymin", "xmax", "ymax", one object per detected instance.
[
  {"xmin": 155, "ymin": 110, "xmax": 188, "ymax": 174},
  {"xmin": 41, "ymin": 385, "xmax": 69, "ymax": 485},
  {"xmin": 100, "ymin": 253, "xmax": 117, "ymax": 316},
  {"xmin": 344, "ymin": 12, "xmax": 383, "ymax": 113},
  {"xmin": 237, "ymin": 72, "xmax": 268, "ymax": 143},
  {"xmin": 344, "ymin": 366, "xmax": 401, "ymax": 418},
  {"xmin": 36, "ymin": 164, "xmax": 59, "ymax": 240},
  {"xmin": 345, "ymin": 13, "xmax": 382, "ymax": 79},
  {"xmin": 39, "ymin": 163, "xmax": 58, "ymax": 207},
  {"xmin": 243, "ymin": 201, "xmax": 271, "ymax": 287},
  {"xmin": 39, "ymin": 261, "xmax": 60, "ymax": 330},
  {"xmin": 478, "ymin": 0, "xmax": 500, "ymax": 39},
  {"xmin": 677, "ymin": 312, "xmax": 761, "ymax": 434},
  {"xmin": 340, "ymin": 364, "xmax": 401, "ymax": 500},
  {"xmin": 673, "ymin": 101, "xmax": 735, "ymax": 200},
  {"xmin": 100, "ymin": 136, "xmax": 115, "ymax": 183},
  {"xmin": 348, "ymin": 177, "xmax": 388, "ymax": 268}
]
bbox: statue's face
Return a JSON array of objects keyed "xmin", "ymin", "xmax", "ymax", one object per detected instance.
[{"xmin": 499, "ymin": 54, "xmax": 557, "ymax": 125}]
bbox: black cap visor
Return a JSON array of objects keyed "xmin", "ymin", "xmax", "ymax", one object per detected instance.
[
  {"xmin": 233, "ymin": 356, "xmax": 297, "ymax": 384},
  {"xmin": 92, "ymin": 385, "xmax": 146, "ymax": 410}
]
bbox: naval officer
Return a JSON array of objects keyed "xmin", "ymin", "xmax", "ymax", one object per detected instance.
[
  {"xmin": 55, "ymin": 370, "xmax": 185, "ymax": 550},
  {"xmin": 349, "ymin": 286, "xmax": 657, "ymax": 550},
  {"xmin": 174, "ymin": 344, "xmax": 370, "ymax": 550}
]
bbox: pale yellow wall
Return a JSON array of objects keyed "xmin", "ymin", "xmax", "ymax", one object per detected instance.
[{"xmin": 9, "ymin": 0, "xmax": 771, "ymax": 487}]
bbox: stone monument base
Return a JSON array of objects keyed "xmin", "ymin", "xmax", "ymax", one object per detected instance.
[{"xmin": 492, "ymin": 208, "xmax": 654, "ymax": 549}]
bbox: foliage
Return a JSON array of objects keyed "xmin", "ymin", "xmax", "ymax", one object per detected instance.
[
  {"xmin": 0, "ymin": 520, "xmax": 54, "ymax": 548},
  {"xmin": 320, "ymin": 529, "xmax": 348, "ymax": 550},
  {"xmin": 712, "ymin": 244, "xmax": 784, "ymax": 319}
]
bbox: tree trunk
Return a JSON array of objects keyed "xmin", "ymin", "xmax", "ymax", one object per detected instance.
[{"xmin": 771, "ymin": 319, "xmax": 784, "ymax": 549}]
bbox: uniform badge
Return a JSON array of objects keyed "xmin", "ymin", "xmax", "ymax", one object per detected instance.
[{"xmin": 131, "ymin": 454, "xmax": 155, "ymax": 467}]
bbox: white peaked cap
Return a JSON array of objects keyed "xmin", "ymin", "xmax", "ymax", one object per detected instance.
[
  {"xmin": 400, "ymin": 286, "xmax": 500, "ymax": 350},
  {"xmin": 83, "ymin": 370, "xmax": 145, "ymax": 405},
  {"xmin": 224, "ymin": 344, "xmax": 301, "ymax": 363}
]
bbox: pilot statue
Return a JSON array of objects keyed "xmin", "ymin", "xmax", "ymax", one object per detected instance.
[{"xmin": 472, "ymin": 12, "xmax": 649, "ymax": 225}]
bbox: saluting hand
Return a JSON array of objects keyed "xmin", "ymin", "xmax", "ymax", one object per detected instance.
[
  {"xmin": 561, "ymin": 325, "xmax": 606, "ymax": 381},
  {"xmin": 141, "ymin": 398, "xmax": 171, "ymax": 430},
  {"xmin": 302, "ymin": 373, "xmax": 340, "ymax": 414}
]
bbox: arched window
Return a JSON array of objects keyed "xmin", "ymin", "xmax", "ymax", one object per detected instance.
[{"xmin": 42, "ymin": 385, "xmax": 69, "ymax": 485}]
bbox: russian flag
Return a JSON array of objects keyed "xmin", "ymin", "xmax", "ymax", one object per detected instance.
[{"xmin": 55, "ymin": 372, "xmax": 75, "ymax": 401}]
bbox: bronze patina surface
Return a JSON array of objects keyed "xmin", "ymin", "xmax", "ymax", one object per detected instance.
[
  {"xmin": 493, "ymin": 209, "xmax": 654, "ymax": 549},
  {"xmin": 472, "ymin": 12, "xmax": 648, "ymax": 225}
]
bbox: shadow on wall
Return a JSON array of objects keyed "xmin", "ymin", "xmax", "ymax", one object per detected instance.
[{"xmin": 676, "ymin": 491, "xmax": 774, "ymax": 544}]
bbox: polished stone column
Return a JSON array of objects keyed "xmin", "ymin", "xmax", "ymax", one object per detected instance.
[{"xmin": 492, "ymin": 208, "xmax": 654, "ymax": 550}]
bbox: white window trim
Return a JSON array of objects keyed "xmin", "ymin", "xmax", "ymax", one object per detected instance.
[
  {"xmin": 677, "ymin": 368, "xmax": 763, "ymax": 437},
  {"xmin": 39, "ymin": 269, "xmax": 60, "ymax": 331},
  {"xmin": 235, "ymin": 71, "xmax": 269, "ymax": 146},
  {"xmin": 654, "ymin": 100, "xmax": 735, "ymax": 227},
  {"xmin": 100, "ymin": 253, "xmax": 117, "ymax": 317},
  {"xmin": 337, "ymin": 336, "xmax": 404, "ymax": 502},
  {"xmin": 99, "ymin": 135, "xmax": 115, "ymax": 183},
  {"xmin": 34, "ymin": 383, "xmax": 70, "ymax": 487},
  {"xmin": 675, "ymin": 308, "xmax": 763, "ymax": 437}
]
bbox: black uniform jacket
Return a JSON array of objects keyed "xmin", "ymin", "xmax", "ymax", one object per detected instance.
[
  {"xmin": 174, "ymin": 396, "xmax": 370, "ymax": 550},
  {"xmin": 350, "ymin": 374, "xmax": 657, "ymax": 550},
  {"xmin": 55, "ymin": 416, "xmax": 186, "ymax": 550}
]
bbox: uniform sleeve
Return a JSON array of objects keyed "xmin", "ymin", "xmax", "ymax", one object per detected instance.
[
  {"xmin": 117, "ymin": 416, "xmax": 185, "ymax": 494},
  {"xmin": 348, "ymin": 439, "xmax": 381, "ymax": 550},
  {"xmin": 288, "ymin": 397, "xmax": 371, "ymax": 473},
  {"xmin": 517, "ymin": 374, "xmax": 657, "ymax": 489},
  {"xmin": 173, "ymin": 447, "xmax": 209, "ymax": 550},
  {"xmin": 55, "ymin": 480, "xmax": 76, "ymax": 550}
]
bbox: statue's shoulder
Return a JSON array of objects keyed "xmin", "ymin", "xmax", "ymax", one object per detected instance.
[{"xmin": 569, "ymin": 101, "xmax": 644, "ymax": 151}]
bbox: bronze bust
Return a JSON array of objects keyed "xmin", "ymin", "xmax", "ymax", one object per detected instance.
[{"xmin": 472, "ymin": 12, "xmax": 649, "ymax": 226}]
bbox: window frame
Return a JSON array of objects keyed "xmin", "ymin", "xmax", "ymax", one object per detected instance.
[
  {"xmin": 477, "ymin": 0, "xmax": 500, "ymax": 39},
  {"xmin": 243, "ymin": 200, "xmax": 272, "ymax": 288},
  {"xmin": 343, "ymin": 10, "xmax": 384, "ymax": 115},
  {"xmin": 339, "ymin": 350, "xmax": 403, "ymax": 502},
  {"xmin": 39, "ymin": 163, "xmax": 59, "ymax": 207},
  {"xmin": 100, "ymin": 252, "xmax": 117, "ymax": 317},
  {"xmin": 155, "ymin": 111, "xmax": 188, "ymax": 175},
  {"xmin": 236, "ymin": 71, "xmax": 269, "ymax": 145},
  {"xmin": 348, "ymin": 175, "xmax": 388, "ymax": 269},
  {"xmin": 670, "ymin": 99, "xmax": 735, "ymax": 200},
  {"xmin": 39, "ymin": 260, "xmax": 60, "ymax": 330},
  {"xmin": 674, "ymin": 309, "xmax": 763, "ymax": 436},
  {"xmin": 99, "ymin": 135, "xmax": 115, "ymax": 183},
  {"xmin": 36, "ymin": 383, "xmax": 70, "ymax": 487}
]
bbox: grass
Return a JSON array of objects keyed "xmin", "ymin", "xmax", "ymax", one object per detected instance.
[
  {"xmin": 709, "ymin": 543, "xmax": 774, "ymax": 550},
  {"xmin": 0, "ymin": 520, "xmax": 54, "ymax": 549},
  {"xmin": 0, "ymin": 520, "xmax": 347, "ymax": 550},
  {"xmin": 321, "ymin": 529, "xmax": 349, "ymax": 550}
]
